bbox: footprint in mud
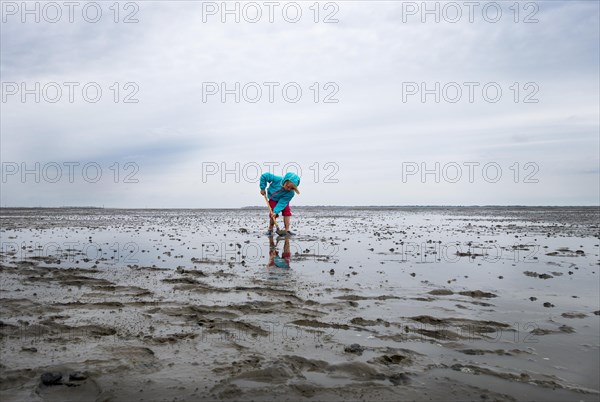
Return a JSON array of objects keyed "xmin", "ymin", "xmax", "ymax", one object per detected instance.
[{"xmin": 35, "ymin": 370, "xmax": 101, "ymax": 402}]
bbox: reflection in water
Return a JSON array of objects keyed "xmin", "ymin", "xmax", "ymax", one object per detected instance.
[{"xmin": 267, "ymin": 236, "xmax": 291, "ymax": 269}]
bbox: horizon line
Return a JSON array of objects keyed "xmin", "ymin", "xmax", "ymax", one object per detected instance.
[{"xmin": 1, "ymin": 205, "xmax": 599, "ymax": 209}]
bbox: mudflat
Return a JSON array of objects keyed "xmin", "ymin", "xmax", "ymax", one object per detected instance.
[{"xmin": 0, "ymin": 207, "xmax": 598, "ymax": 401}]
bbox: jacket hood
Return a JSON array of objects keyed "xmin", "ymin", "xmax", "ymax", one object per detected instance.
[{"xmin": 282, "ymin": 172, "xmax": 300, "ymax": 187}]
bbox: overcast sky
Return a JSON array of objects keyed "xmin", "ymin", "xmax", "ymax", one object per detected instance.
[{"xmin": 1, "ymin": 1, "xmax": 598, "ymax": 207}]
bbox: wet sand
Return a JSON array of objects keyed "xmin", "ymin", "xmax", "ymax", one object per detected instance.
[{"xmin": 0, "ymin": 207, "xmax": 599, "ymax": 401}]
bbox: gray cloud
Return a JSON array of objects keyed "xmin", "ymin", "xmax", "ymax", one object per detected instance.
[{"xmin": 1, "ymin": 1, "xmax": 598, "ymax": 207}]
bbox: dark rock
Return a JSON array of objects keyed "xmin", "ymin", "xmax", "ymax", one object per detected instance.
[
  {"xmin": 344, "ymin": 343, "xmax": 364, "ymax": 355},
  {"xmin": 543, "ymin": 302, "xmax": 554, "ymax": 308},
  {"xmin": 41, "ymin": 372, "xmax": 62, "ymax": 386}
]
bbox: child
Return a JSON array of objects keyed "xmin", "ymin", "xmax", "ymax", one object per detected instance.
[{"xmin": 259, "ymin": 171, "xmax": 300, "ymax": 236}]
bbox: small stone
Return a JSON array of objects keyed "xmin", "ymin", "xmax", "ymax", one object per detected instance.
[
  {"xmin": 69, "ymin": 372, "xmax": 88, "ymax": 381},
  {"xmin": 344, "ymin": 343, "xmax": 364, "ymax": 355},
  {"xmin": 41, "ymin": 372, "xmax": 62, "ymax": 386},
  {"xmin": 543, "ymin": 302, "xmax": 554, "ymax": 308}
]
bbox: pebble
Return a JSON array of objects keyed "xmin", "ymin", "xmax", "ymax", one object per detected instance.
[
  {"xmin": 40, "ymin": 372, "xmax": 62, "ymax": 386},
  {"xmin": 344, "ymin": 343, "xmax": 364, "ymax": 354}
]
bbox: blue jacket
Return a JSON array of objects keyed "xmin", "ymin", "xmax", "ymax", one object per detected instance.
[{"xmin": 260, "ymin": 172, "xmax": 300, "ymax": 214}]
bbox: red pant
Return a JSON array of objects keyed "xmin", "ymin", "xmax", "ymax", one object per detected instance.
[{"xmin": 269, "ymin": 199, "xmax": 292, "ymax": 216}]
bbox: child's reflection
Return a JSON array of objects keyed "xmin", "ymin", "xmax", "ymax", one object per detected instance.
[{"xmin": 268, "ymin": 236, "xmax": 291, "ymax": 269}]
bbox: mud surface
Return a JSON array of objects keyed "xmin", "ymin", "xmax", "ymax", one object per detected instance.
[{"xmin": 0, "ymin": 206, "xmax": 599, "ymax": 401}]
